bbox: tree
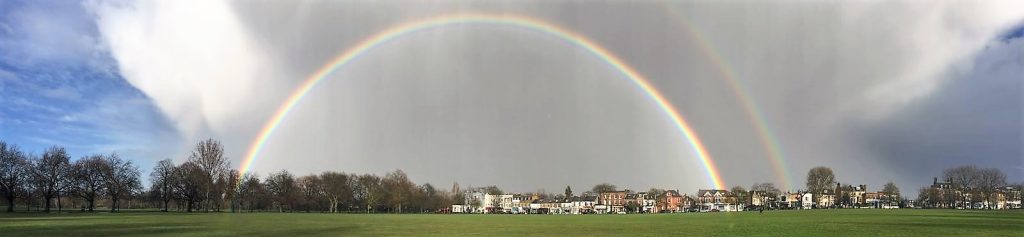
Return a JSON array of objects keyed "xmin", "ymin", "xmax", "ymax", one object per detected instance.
[
  {"xmin": 102, "ymin": 154, "xmax": 141, "ymax": 212},
  {"xmin": 237, "ymin": 172, "xmax": 265, "ymax": 212},
  {"xmin": 354, "ymin": 174, "xmax": 382, "ymax": 213},
  {"xmin": 592, "ymin": 183, "xmax": 617, "ymax": 194},
  {"xmin": 296, "ymin": 174, "xmax": 325, "ymax": 212},
  {"xmin": 942, "ymin": 165, "xmax": 979, "ymax": 189},
  {"xmin": 319, "ymin": 172, "xmax": 350, "ymax": 213},
  {"xmin": 149, "ymin": 159, "xmax": 175, "ymax": 212},
  {"xmin": 882, "ymin": 182, "xmax": 900, "ymax": 205},
  {"xmin": 0, "ymin": 142, "xmax": 29, "ymax": 212},
  {"xmin": 805, "ymin": 166, "xmax": 836, "ymax": 196},
  {"xmin": 71, "ymin": 155, "xmax": 107, "ymax": 212},
  {"xmin": 647, "ymin": 188, "xmax": 666, "ymax": 201},
  {"xmin": 265, "ymin": 170, "xmax": 297, "ymax": 212},
  {"xmin": 730, "ymin": 186, "xmax": 748, "ymax": 205},
  {"xmin": 188, "ymin": 139, "xmax": 229, "ymax": 212},
  {"xmin": 224, "ymin": 169, "xmax": 240, "ymax": 212},
  {"xmin": 751, "ymin": 182, "xmax": 781, "ymax": 197},
  {"xmin": 565, "ymin": 186, "xmax": 573, "ymax": 198},
  {"xmin": 33, "ymin": 146, "xmax": 71, "ymax": 213},
  {"xmin": 173, "ymin": 161, "xmax": 205, "ymax": 212},
  {"xmin": 452, "ymin": 182, "xmax": 465, "ymax": 205},
  {"xmin": 481, "ymin": 185, "xmax": 503, "ymax": 195},
  {"xmin": 384, "ymin": 169, "xmax": 414, "ymax": 213},
  {"xmin": 975, "ymin": 168, "xmax": 1007, "ymax": 209}
]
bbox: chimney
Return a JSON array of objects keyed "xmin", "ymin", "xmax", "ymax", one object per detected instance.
[{"xmin": 933, "ymin": 177, "xmax": 938, "ymax": 185}]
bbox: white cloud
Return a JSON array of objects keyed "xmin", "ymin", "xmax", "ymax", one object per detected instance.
[{"xmin": 89, "ymin": 0, "xmax": 280, "ymax": 144}]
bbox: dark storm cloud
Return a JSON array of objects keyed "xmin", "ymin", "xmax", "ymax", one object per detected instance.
[{"xmin": 850, "ymin": 38, "xmax": 1024, "ymax": 189}]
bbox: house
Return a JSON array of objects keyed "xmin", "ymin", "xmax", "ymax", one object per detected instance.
[
  {"xmin": 657, "ymin": 190, "xmax": 685, "ymax": 213},
  {"xmin": 600, "ymin": 190, "xmax": 629, "ymax": 213},
  {"xmin": 570, "ymin": 196, "xmax": 597, "ymax": 214},
  {"xmin": 779, "ymin": 192, "xmax": 801, "ymax": 209},
  {"xmin": 999, "ymin": 186, "xmax": 1022, "ymax": 209},
  {"xmin": 800, "ymin": 192, "xmax": 814, "ymax": 209},
  {"xmin": 483, "ymin": 194, "xmax": 514, "ymax": 213},
  {"xmin": 817, "ymin": 189, "xmax": 837, "ymax": 208},
  {"xmin": 697, "ymin": 189, "xmax": 741, "ymax": 211},
  {"xmin": 619, "ymin": 192, "xmax": 654, "ymax": 213},
  {"xmin": 463, "ymin": 191, "xmax": 486, "ymax": 213},
  {"xmin": 749, "ymin": 190, "xmax": 776, "ymax": 208},
  {"xmin": 836, "ymin": 183, "xmax": 867, "ymax": 207}
]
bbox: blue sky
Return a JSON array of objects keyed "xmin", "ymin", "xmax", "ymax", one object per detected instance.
[{"xmin": 0, "ymin": 0, "xmax": 179, "ymax": 168}]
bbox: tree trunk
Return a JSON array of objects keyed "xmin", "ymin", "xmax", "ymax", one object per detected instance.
[
  {"xmin": 44, "ymin": 195, "xmax": 52, "ymax": 213},
  {"xmin": 57, "ymin": 194, "xmax": 62, "ymax": 213},
  {"xmin": 5, "ymin": 195, "xmax": 14, "ymax": 212}
]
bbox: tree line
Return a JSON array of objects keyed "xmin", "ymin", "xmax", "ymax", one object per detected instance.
[
  {"xmin": 4, "ymin": 138, "xmax": 1020, "ymax": 213},
  {"xmin": 1, "ymin": 139, "xmax": 459, "ymax": 213},
  {"xmin": 1, "ymin": 142, "xmax": 141, "ymax": 212}
]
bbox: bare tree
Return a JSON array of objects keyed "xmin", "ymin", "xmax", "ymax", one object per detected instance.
[
  {"xmin": 354, "ymin": 174, "xmax": 383, "ymax": 213},
  {"xmin": 882, "ymin": 182, "xmax": 900, "ymax": 205},
  {"xmin": 481, "ymin": 185, "xmax": 503, "ymax": 196},
  {"xmin": 592, "ymin": 183, "xmax": 617, "ymax": 193},
  {"xmin": 188, "ymin": 139, "xmax": 229, "ymax": 212},
  {"xmin": 942, "ymin": 165, "xmax": 980, "ymax": 189},
  {"xmin": 805, "ymin": 166, "xmax": 836, "ymax": 196},
  {"xmin": 265, "ymin": 170, "xmax": 297, "ymax": 212},
  {"xmin": 384, "ymin": 169, "xmax": 414, "ymax": 213},
  {"xmin": 225, "ymin": 169, "xmax": 240, "ymax": 212},
  {"xmin": 730, "ymin": 186, "xmax": 748, "ymax": 205},
  {"xmin": 34, "ymin": 146, "xmax": 71, "ymax": 213},
  {"xmin": 751, "ymin": 182, "xmax": 782, "ymax": 197},
  {"xmin": 320, "ymin": 172, "xmax": 351, "ymax": 213},
  {"xmin": 236, "ymin": 172, "xmax": 264, "ymax": 212},
  {"xmin": 975, "ymin": 168, "xmax": 1007, "ymax": 209},
  {"xmin": 173, "ymin": 161, "xmax": 205, "ymax": 212},
  {"xmin": 71, "ymin": 155, "xmax": 107, "ymax": 212},
  {"xmin": 102, "ymin": 154, "xmax": 141, "ymax": 212},
  {"xmin": 0, "ymin": 142, "xmax": 30, "ymax": 212},
  {"xmin": 150, "ymin": 159, "xmax": 175, "ymax": 212},
  {"xmin": 296, "ymin": 174, "xmax": 325, "ymax": 212}
]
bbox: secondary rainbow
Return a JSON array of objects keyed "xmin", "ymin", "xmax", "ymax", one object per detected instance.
[
  {"xmin": 664, "ymin": 4, "xmax": 794, "ymax": 190},
  {"xmin": 239, "ymin": 13, "xmax": 726, "ymax": 189}
]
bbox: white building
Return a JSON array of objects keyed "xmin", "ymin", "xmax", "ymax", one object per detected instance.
[{"xmin": 801, "ymin": 192, "xmax": 814, "ymax": 209}]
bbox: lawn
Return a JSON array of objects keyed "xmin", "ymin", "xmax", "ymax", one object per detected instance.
[{"xmin": 0, "ymin": 209, "xmax": 1021, "ymax": 236}]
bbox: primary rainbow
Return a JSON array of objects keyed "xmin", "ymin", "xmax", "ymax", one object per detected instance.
[
  {"xmin": 238, "ymin": 13, "xmax": 726, "ymax": 189},
  {"xmin": 664, "ymin": 4, "xmax": 794, "ymax": 190}
]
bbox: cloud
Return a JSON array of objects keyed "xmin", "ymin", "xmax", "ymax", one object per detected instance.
[
  {"xmin": 88, "ymin": 0, "xmax": 282, "ymax": 144},
  {"xmin": 851, "ymin": 37, "xmax": 1024, "ymax": 185},
  {"xmin": 88, "ymin": 0, "xmax": 1024, "ymax": 192},
  {"xmin": 0, "ymin": 0, "xmax": 111, "ymax": 71}
]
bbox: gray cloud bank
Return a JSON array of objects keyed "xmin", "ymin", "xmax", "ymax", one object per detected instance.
[{"xmin": 88, "ymin": 1, "xmax": 1023, "ymax": 193}]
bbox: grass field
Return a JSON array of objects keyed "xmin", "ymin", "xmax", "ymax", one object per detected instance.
[{"xmin": 1, "ymin": 209, "xmax": 1022, "ymax": 236}]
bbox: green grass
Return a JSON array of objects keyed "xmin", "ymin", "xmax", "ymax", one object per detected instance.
[{"xmin": 0, "ymin": 209, "xmax": 1021, "ymax": 236}]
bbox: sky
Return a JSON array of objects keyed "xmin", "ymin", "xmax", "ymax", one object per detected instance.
[{"xmin": 1, "ymin": 0, "xmax": 1022, "ymax": 195}]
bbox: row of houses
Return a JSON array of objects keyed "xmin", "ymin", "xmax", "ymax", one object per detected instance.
[
  {"xmin": 918, "ymin": 177, "xmax": 1023, "ymax": 209},
  {"xmin": 451, "ymin": 180, "xmax": 1022, "ymax": 214}
]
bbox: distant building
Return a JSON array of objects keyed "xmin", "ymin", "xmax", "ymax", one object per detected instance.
[
  {"xmin": 658, "ymin": 190, "xmax": 685, "ymax": 213},
  {"xmin": 600, "ymin": 190, "xmax": 629, "ymax": 213},
  {"xmin": 800, "ymin": 192, "xmax": 814, "ymax": 209},
  {"xmin": 697, "ymin": 189, "xmax": 740, "ymax": 211}
]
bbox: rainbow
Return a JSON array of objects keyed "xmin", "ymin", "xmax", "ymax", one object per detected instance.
[
  {"xmin": 238, "ymin": 13, "xmax": 726, "ymax": 189},
  {"xmin": 664, "ymin": 4, "xmax": 793, "ymax": 190}
]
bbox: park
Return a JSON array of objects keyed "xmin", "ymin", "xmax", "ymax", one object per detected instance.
[{"xmin": 1, "ymin": 209, "xmax": 1022, "ymax": 236}]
